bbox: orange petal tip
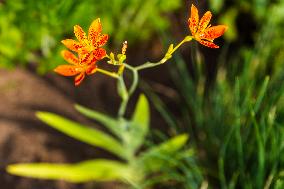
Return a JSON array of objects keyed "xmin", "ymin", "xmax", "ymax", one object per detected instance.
[
  {"xmin": 224, "ymin": 25, "xmax": 229, "ymax": 32},
  {"xmin": 73, "ymin": 25, "xmax": 80, "ymax": 29},
  {"xmin": 61, "ymin": 39, "xmax": 67, "ymax": 44},
  {"xmin": 191, "ymin": 4, "xmax": 197, "ymax": 9}
]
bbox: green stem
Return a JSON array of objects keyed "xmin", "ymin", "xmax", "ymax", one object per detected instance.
[
  {"xmin": 114, "ymin": 36, "xmax": 193, "ymax": 187},
  {"xmin": 134, "ymin": 35, "xmax": 192, "ymax": 71},
  {"xmin": 125, "ymin": 64, "xmax": 139, "ymax": 95},
  {"xmin": 117, "ymin": 36, "xmax": 192, "ymax": 117},
  {"xmin": 171, "ymin": 35, "xmax": 193, "ymax": 53},
  {"xmin": 118, "ymin": 76, "xmax": 129, "ymax": 117},
  {"xmin": 97, "ymin": 68, "xmax": 119, "ymax": 78},
  {"xmin": 135, "ymin": 61, "xmax": 165, "ymax": 71},
  {"xmin": 117, "ymin": 66, "xmax": 139, "ymax": 117}
]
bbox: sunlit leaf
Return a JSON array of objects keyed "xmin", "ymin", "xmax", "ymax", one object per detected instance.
[
  {"xmin": 138, "ymin": 134, "xmax": 188, "ymax": 173},
  {"xmin": 7, "ymin": 159, "xmax": 132, "ymax": 183},
  {"xmin": 209, "ymin": 0, "xmax": 224, "ymax": 12},
  {"xmin": 75, "ymin": 104, "xmax": 121, "ymax": 137},
  {"xmin": 219, "ymin": 8, "xmax": 238, "ymax": 42},
  {"xmin": 36, "ymin": 112, "xmax": 126, "ymax": 159},
  {"xmin": 128, "ymin": 94, "xmax": 150, "ymax": 152}
]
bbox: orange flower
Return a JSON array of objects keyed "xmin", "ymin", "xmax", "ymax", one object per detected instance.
[
  {"xmin": 61, "ymin": 18, "xmax": 108, "ymax": 60},
  {"xmin": 188, "ymin": 4, "xmax": 228, "ymax": 48},
  {"xmin": 54, "ymin": 50, "xmax": 97, "ymax": 86}
]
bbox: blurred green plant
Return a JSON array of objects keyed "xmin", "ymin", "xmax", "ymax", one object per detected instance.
[
  {"xmin": 209, "ymin": 0, "xmax": 284, "ymax": 43},
  {"xmin": 5, "ymin": 2, "xmax": 215, "ymax": 187},
  {"xmin": 5, "ymin": 1, "xmax": 234, "ymax": 188},
  {"xmin": 143, "ymin": 0, "xmax": 284, "ymax": 188},
  {"xmin": 0, "ymin": 0, "xmax": 181, "ymax": 73},
  {"xmin": 7, "ymin": 95, "xmax": 190, "ymax": 188}
]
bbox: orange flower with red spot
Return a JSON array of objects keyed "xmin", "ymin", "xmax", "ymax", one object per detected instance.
[
  {"xmin": 188, "ymin": 4, "xmax": 228, "ymax": 48},
  {"xmin": 54, "ymin": 50, "xmax": 97, "ymax": 86},
  {"xmin": 55, "ymin": 18, "xmax": 109, "ymax": 86},
  {"xmin": 61, "ymin": 18, "xmax": 108, "ymax": 60}
]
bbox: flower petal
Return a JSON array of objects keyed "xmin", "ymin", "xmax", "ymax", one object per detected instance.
[
  {"xmin": 197, "ymin": 11, "xmax": 212, "ymax": 33},
  {"xmin": 75, "ymin": 73, "xmax": 85, "ymax": 86},
  {"xmin": 93, "ymin": 34, "xmax": 108, "ymax": 48},
  {"xmin": 86, "ymin": 64, "xmax": 97, "ymax": 75},
  {"xmin": 88, "ymin": 18, "xmax": 102, "ymax": 42},
  {"xmin": 188, "ymin": 4, "xmax": 199, "ymax": 35},
  {"xmin": 80, "ymin": 52, "xmax": 96, "ymax": 65},
  {"xmin": 61, "ymin": 39, "xmax": 83, "ymax": 52},
  {"xmin": 93, "ymin": 48, "xmax": 106, "ymax": 60},
  {"xmin": 61, "ymin": 50, "xmax": 79, "ymax": 65},
  {"xmin": 74, "ymin": 25, "xmax": 87, "ymax": 43},
  {"xmin": 200, "ymin": 25, "xmax": 228, "ymax": 40},
  {"xmin": 54, "ymin": 65, "xmax": 82, "ymax": 76},
  {"xmin": 198, "ymin": 40, "xmax": 219, "ymax": 48}
]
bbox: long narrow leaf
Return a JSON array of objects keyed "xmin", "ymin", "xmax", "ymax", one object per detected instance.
[
  {"xmin": 7, "ymin": 159, "xmax": 132, "ymax": 183},
  {"xmin": 254, "ymin": 76, "xmax": 270, "ymax": 113},
  {"xmin": 36, "ymin": 112, "xmax": 126, "ymax": 159},
  {"xmin": 128, "ymin": 94, "xmax": 150, "ymax": 152},
  {"xmin": 138, "ymin": 134, "xmax": 188, "ymax": 173},
  {"xmin": 75, "ymin": 104, "xmax": 121, "ymax": 137}
]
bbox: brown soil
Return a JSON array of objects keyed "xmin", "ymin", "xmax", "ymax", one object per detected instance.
[{"xmin": 0, "ymin": 68, "xmax": 123, "ymax": 189}]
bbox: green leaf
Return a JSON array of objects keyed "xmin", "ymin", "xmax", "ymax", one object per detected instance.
[
  {"xmin": 209, "ymin": 0, "xmax": 224, "ymax": 12},
  {"xmin": 75, "ymin": 104, "xmax": 121, "ymax": 137},
  {"xmin": 7, "ymin": 159, "xmax": 132, "ymax": 183},
  {"xmin": 219, "ymin": 8, "xmax": 238, "ymax": 42},
  {"xmin": 138, "ymin": 134, "xmax": 188, "ymax": 173},
  {"xmin": 128, "ymin": 94, "xmax": 150, "ymax": 152},
  {"xmin": 275, "ymin": 179, "xmax": 284, "ymax": 189},
  {"xmin": 36, "ymin": 112, "xmax": 126, "ymax": 159},
  {"xmin": 254, "ymin": 76, "xmax": 269, "ymax": 113}
]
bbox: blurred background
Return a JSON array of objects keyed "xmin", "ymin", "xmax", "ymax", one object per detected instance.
[{"xmin": 0, "ymin": 0, "xmax": 284, "ymax": 188}]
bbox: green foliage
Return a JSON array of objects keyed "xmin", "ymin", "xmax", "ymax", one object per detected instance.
[
  {"xmin": 142, "ymin": 0, "xmax": 284, "ymax": 188},
  {"xmin": 8, "ymin": 94, "xmax": 190, "ymax": 188},
  {"xmin": 209, "ymin": 0, "xmax": 284, "ymax": 43},
  {"xmin": 5, "ymin": 0, "xmax": 284, "ymax": 188},
  {"xmin": 129, "ymin": 94, "xmax": 150, "ymax": 153},
  {"xmin": 7, "ymin": 159, "xmax": 132, "ymax": 183},
  {"xmin": 36, "ymin": 112, "xmax": 126, "ymax": 159},
  {"xmin": 75, "ymin": 104, "xmax": 121, "ymax": 137},
  {"xmin": 0, "ymin": 0, "xmax": 181, "ymax": 72},
  {"xmin": 138, "ymin": 134, "xmax": 188, "ymax": 173}
]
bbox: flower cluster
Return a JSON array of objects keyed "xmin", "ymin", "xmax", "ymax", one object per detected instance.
[
  {"xmin": 54, "ymin": 4, "xmax": 227, "ymax": 85},
  {"xmin": 54, "ymin": 18, "xmax": 108, "ymax": 86}
]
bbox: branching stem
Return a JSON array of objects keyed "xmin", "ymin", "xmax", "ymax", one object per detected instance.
[{"xmin": 116, "ymin": 36, "xmax": 193, "ymax": 117}]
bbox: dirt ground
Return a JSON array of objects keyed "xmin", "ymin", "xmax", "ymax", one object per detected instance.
[{"xmin": 0, "ymin": 68, "xmax": 127, "ymax": 189}]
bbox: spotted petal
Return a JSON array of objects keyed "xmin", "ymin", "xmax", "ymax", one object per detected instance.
[
  {"xmin": 88, "ymin": 18, "xmax": 102, "ymax": 42},
  {"xmin": 93, "ymin": 48, "xmax": 106, "ymax": 60},
  {"xmin": 79, "ymin": 52, "xmax": 96, "ymax": 65},
  {"xmin": 188, "ymin": 4, "xmax": 199, "ymax": 35},
  {"xmin": 197, "ymin": 11, "xmax": 212, "ymax": 33},
  {"xmin": 200, "ymin": 25, "xmax": 228, "ymax": 41},
  {"xmin": 54, "ymin": 65, "xmax": 82, "ymax": 76},
  {"xmin": 61, "ymin": 39, "xmax": 83, "ymax": 52},
  {"xmin": 86, "ymin": 64, "xmax": 97, "ymax": 75},
  {"xmin": 74, "ymin": 25, "xmax": 87, "ymax": 43},
  {"xmin": 198, "ymin": 40, "xmax": 219, "ymax": 48},
  {"xmin": 61, "ymin": 50, "xmax": 79, "ymax": 65},
  {"xmin": 93, "ymin": 34, "xmax": 108, "ymax": 48},
  {"xmin": 75, "ymin": 73, "xmax": 85, "ymax": 86}
]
